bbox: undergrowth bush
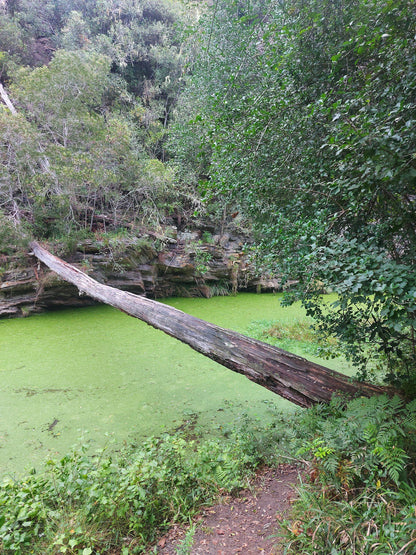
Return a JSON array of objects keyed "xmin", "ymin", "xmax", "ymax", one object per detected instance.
[
  {"xmin": 1, "ymin": 395, "xmax": 415, "ymax": 554},
  {"xmin": 0, "ymin": 211, "xmax": 29, "ymax": 256},
  {"xmin": 0, "ymin": 430, "xmax": 261, "ymax": 554},
  {"xmin": 280, "ymin": 395, "xmax": 416, "ymax": 555}
]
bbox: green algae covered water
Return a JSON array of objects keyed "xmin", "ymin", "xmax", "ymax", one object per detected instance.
[{"xmin": 0, "ymin": 293, "xmax": 354, "ymax": 477}]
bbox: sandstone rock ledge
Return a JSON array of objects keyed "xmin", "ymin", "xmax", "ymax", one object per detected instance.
[{"xmin": 0, "ymin": 230, "xmax": 281, "ymax": 318}]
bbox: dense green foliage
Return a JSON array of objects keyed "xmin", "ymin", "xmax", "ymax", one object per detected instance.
[
  {"xmin": 0, "ymin": 428, "xmax": 262, "ymax": 553},
  {"xmin": 3, "ymin": 0, "xmax": 415, "ymax": 389},
  {"xmin": 0, "ymin": 0, "xmax": 199, "ymax": 246},
  {"xmin": 174, "ymin": 0, "xmax": 416, "ymax": 387},
  {"xmin": 1, "ymin": 395, "xmax": 415, "ymax": 554},
  {"xmin": 281, "ymin": 395, "xmax": 416, "ymax": 554}
]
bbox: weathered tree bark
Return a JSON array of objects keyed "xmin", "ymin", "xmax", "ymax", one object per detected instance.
[
  {"xmin": 30, "ymin": 241, "xmax": 392, "ymax": 408},
  {"xmin": 0, "ymin": 83, "xmax": 18, "ymax": 114}
]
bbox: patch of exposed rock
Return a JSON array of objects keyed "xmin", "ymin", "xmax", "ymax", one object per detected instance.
[{"xmin": 0, "ymin": 229, "xmax": 281, "ymax": 318}]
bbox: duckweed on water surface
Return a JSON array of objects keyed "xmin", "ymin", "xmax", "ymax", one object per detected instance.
[{"xmin": 0, "ymin": 293, "xmax": 354, "ymax": 477}]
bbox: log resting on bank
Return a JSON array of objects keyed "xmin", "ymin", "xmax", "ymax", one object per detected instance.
[{"xmin": 30, "ymin": 241, "xmax": 391, "ymax": 408}]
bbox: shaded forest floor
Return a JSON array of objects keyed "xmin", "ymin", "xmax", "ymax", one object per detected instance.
[{"xmin": 155, "ymin": 466, "xmax": 299, "ymax": 554}]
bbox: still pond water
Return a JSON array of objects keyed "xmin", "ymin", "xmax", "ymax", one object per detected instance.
[{"xmin": 0, "ymin": 293, "xmax": 354, "ymax": 478}]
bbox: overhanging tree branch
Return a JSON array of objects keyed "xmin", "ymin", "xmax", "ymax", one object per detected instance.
[{"xmin": 30, "ymin": 241, "xmax": 393, "ymax": 408}]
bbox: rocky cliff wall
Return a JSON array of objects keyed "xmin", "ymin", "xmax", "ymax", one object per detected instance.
[{"xmin": 0, "ymin": 229, "xmax": 281, "ymax": 318}]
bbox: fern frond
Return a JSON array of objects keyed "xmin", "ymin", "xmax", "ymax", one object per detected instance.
[{"xmin": 373, "ymin": 444, "xmax": 408, "ymax": 485}]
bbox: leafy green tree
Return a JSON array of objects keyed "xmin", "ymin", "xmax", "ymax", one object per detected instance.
[
  {"xmin": 1, "ymin": 50, "xmax": 135, "ymax": 235},
  {"xmin": 0, "ymin": 108, "xmax": 42, "ymax": 229},
  {"xmin": 60, "ymin": 10, "xmax": 91, "ymax": 50},
  {"xmin": 174, "ymin": 0, "xmax": 416, "ymax": 387},
  {"xmin": 1, "ymin": 0, "xmax": 191, "ymax": 161},
  {"xmin": 0, "ymin": 38, "xmax": 191, "ymax": 241},
  {"xmin": 0, "ymin": 11, "xmax": 29, "ymax": 71}
]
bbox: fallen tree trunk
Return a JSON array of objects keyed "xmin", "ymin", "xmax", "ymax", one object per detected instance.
[{"xmin": 30, "ymin": 241, "xmax": 391, "ymax": 407}]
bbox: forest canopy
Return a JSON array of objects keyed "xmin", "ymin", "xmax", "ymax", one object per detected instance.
[{"xmin": 0, "ymin": 0, "xmax": 197, "ymax": 242}]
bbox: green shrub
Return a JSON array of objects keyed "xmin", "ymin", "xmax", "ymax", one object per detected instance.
[
  {"xmin": 281, "ymin": 395, "xmax": 416, "ymax": 554},
  {"xmin": 0, "ymin": 429, "xmax": 260, "ymax": 554},
  {"xmin": 0, "ymin": 211, "xmax": 29, "ymax": 255}
]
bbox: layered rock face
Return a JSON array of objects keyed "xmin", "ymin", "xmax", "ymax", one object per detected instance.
[{"xmin": 0, "ymin": 229, "xmax": 281, "ymax": 318}]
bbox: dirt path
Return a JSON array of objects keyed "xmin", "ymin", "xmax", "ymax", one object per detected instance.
[{"xmin": 155, "ymin": 465, "xmax": 299, "ymax": 555}]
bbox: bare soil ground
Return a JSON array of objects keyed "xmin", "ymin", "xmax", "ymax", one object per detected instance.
[{"xmin": 154, "ymin": 465, "xmax": 299, "ymax": 555}]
